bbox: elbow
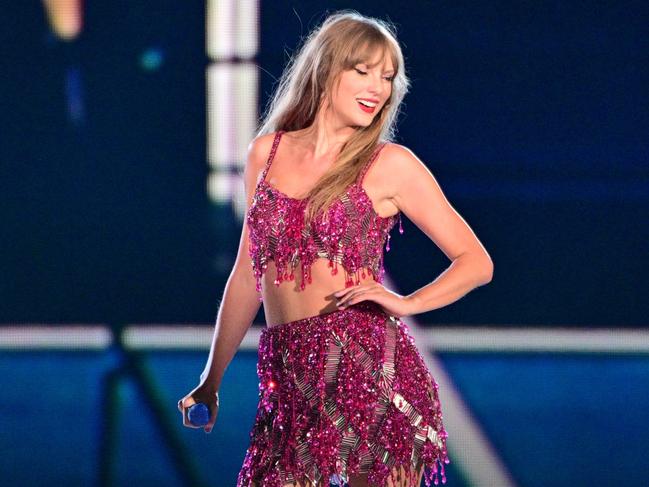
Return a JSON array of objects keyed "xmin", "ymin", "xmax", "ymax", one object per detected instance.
[
  {"xmin": 464, "ymin": 250, "xmax": 493, "ymax": 286},
  {"xmin": 456, "ymin": 251, "xmax": 493, "ymax": 286},
  {"xmin": 477, "ymin": 257, "xmax": 494, "ymax": 285}
]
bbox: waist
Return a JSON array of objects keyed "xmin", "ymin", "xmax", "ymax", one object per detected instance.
[{"xmin": 261, "ymin": 258, "xmax": 380, "ymax": 327}]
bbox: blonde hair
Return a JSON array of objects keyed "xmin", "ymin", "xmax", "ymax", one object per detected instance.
[{"xmin": 256, "ymin": 10, "xmax": 411, "ymax": 224}]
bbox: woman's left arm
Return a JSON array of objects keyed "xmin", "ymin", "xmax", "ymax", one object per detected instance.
[{"xmin": 386, "ymin": 143, "xmax": 494, "ymax": 315}]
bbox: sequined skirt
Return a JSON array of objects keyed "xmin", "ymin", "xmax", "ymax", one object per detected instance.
[{"xmin": 237, "ymin": 301, "xmax": 449, "ymax": 487}]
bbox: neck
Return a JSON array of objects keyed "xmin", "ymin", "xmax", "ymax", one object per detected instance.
[{"xmin": 297, "ymin": 103, "xmax": 359, "ymax": 159}]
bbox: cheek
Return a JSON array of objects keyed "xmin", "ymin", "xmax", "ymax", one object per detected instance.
[
  {"xmin": 338, "ymin": 87, "xmax": 354, "ymax": 104},
  {"xmin": 339, "ymin": 76, "xmax": 362, "ymax": 96},
  {"xmin": 336, "ymin": 87, "xmax": 357, "ymax": 111}
]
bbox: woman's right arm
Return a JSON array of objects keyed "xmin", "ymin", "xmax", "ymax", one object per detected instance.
[{"xmin": 198, "ymin": 133, "xmax": 274, "ymax": 392}]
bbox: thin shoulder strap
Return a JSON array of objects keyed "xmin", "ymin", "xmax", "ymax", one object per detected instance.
[
  {"xmin": 357, "ymin": 141, "xmax": 388, "ymax": 185},
  {"xmin": 259, "ymin": 130, "xmax": 285, "ymax": 182}
]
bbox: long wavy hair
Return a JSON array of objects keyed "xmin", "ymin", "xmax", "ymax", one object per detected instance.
[{"xmin": 256, "ymin": 10, "xmax": 411, "ymax": 224}]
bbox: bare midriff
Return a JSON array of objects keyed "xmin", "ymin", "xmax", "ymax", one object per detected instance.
[{"xmin": 261, "ymin": 258, "xmax": 379, "ymax": 327}]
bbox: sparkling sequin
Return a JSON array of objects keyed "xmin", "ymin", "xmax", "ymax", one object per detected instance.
[
  {"xmin": 246, "ymin": 130, "xmax": 404, "ymax": 300},
  {"xmin": 237, "ymin": 301, "xmax": 450, "ymax": 486}
]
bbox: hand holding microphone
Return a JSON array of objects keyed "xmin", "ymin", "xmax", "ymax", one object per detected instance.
[
  {"xmin": 178, "ymin": 387, "xmax": 219, "ymax": 433},
  {"xmin": 187, "ymin": 403, "xmax": 210, "ymax": 426}
]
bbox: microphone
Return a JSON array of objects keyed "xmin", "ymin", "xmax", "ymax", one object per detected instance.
[{"xmin": 187, "ymin": 402, "xmax": 210, "ymax": 427}]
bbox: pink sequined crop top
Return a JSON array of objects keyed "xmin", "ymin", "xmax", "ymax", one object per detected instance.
[{"xmin": 246, "ymin": 130, "xmax": 403, "ymax": 300}]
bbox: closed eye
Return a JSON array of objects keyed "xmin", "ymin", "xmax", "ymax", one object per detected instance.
[{"xmin": 355, "ymin": 68, "xmax": 394, "ymax": 82}]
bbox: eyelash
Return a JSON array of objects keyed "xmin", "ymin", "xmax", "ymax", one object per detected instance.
[{"xmin": 355, "ymin": 68, "xmax": 394, "ymax": 82}]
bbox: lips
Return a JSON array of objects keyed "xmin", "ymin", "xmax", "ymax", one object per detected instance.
[{"xmin": 357, "ymin": 101, "xmax": 376, "ymax": 114}]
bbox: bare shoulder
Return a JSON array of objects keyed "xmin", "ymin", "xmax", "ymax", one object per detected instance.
[
  {"xmin": 242, "ymin": 132, "xmax": 278, "ymax": 201},
  {"xmin": 246, "ymin": 132, "xmax": 277, "ymax": 169},
  {"xmin": 377, "ymin": 142, "xmax": 435, "ymax": 197},
  {"xmin": 380, "ymin": 142, "xmax": 428, "ymax": 173}
]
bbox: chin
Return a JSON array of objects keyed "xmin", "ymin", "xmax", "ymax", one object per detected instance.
[
  {"xmin": 342, "ymin": 112, "xmax": 374, "ymax": 128},
  {"xmin": 355, "ymin": 117, "xmax": 374, "ymax": 127}
]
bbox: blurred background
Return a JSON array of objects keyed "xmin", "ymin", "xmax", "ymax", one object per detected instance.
[{"xmin": 1, "ymin": 1, "xmax": 648, "ymax": 486}]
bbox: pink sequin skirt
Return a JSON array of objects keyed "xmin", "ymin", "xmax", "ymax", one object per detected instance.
[{"xmin": 237, "ymin": 301, "xmax": 450, "ymax": 487}]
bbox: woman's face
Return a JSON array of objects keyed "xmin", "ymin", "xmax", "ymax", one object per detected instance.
[{"xmin": 328, "ymin": 52, "xmax": 394, "ymax": 128}]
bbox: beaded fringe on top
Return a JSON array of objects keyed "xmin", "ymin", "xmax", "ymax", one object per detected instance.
[
  {"xmin": 237, "ymin": 301, "xmax": 450, "ymax": 486},
  {"xmin": 246, "ymin": 130, "xmax": 403, "ymax": 300}
]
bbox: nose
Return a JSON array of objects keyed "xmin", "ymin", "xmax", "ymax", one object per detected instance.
[{"xmin": 367, "ymin": 73, "xmax": 384, "ymax": 96}]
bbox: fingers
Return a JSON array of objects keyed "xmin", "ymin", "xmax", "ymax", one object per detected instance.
[
  {"xmin": 178, "ymin": 394, "xmax": 220, "ymax": 432},
  {"xmin": 334, "ymin": 284, "xmax": 366, "ymax": 300},
  {"xmin": 204, "ymin": 404, "xmax": 219, "ymax": 433},
  {"xmin": 333, "ymin": 285, "xmax": 358, "ymax": 299},
  {"xmin": 337, "ymin": 286, "xmax": 374, "ymax": 308},
  {"xmin": 177, "ymin": 396, "xmax": 199, "ymax": 428},
  {"xmin": 177, "ymin": 395, "xmax": 196, "ymax": 412},
  {"xmin": 334, "ymin": 285, "xmax": 360, "ymax": 308},
  {"xmin": 339, "ymin": 283, "xmax": 386, "ymax": 309}
]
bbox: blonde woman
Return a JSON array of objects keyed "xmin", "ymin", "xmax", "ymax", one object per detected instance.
[{"xmin": 179, "ymin": 10, "xmax": 493, "ymax": 487}]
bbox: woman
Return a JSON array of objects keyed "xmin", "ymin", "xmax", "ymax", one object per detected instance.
[{"xmin": 178, "ymin": 10, "xmax": 493, "ymax": 487}]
